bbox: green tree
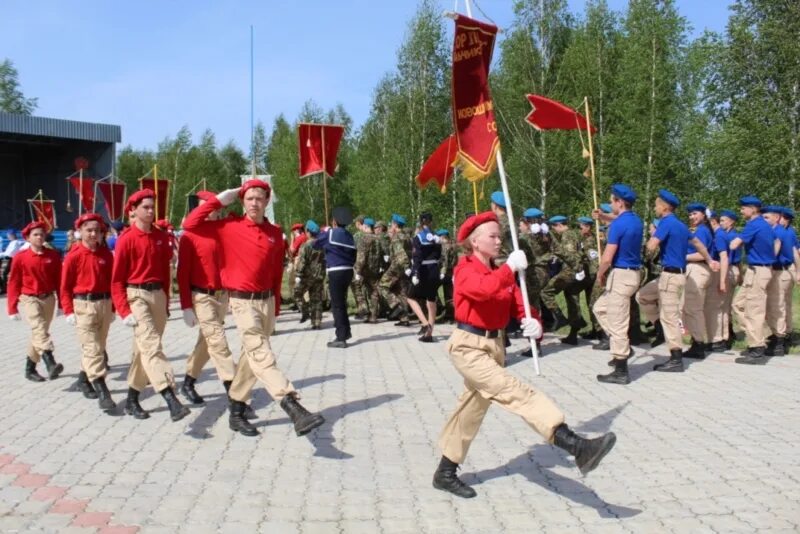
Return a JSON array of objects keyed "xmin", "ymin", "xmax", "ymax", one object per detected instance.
[{"xmin": 0, "ymin": 59, "xmax": 37, "ymax": 115}]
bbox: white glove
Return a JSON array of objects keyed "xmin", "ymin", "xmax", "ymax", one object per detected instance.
[
  {"xmin": 404, "ymin": 268, "xmax": 412, "ymax": 277},
  {"xmin": 216, "ymin": 188, "xmax": 240, "ymax": 207},
  {"xmin": 412, "ymin": 275, "xmax": 420, "ymax": 286},
  {"xmin": 65, "ymin": 314, "xmax": 76, "ymax": 326},
  {"xmin": 183, "ymin": 309, "xmax": 198, "ymax": 327},
  {"xmin": 575, "ymin": 270, "xmax": 586, "ymax": 281},
  {"xmin": 439, "ymin": 273, "xmax": 445, "ymax": 280},
  {"xmin": 426, "ymin": 233, "xmax": 440, "ymax": 244},
  {"xmin": 530, "ymin": 223, "xmax": 541, "ymax": 234},
  {"xmin": 521, "ymin": 317, "xmax": 543, "ymax": 339},
  {"xmin": 9, "ymin": 314, "xmax": 20, "ymax": 321},
  {"xmin": 588, "ymin": 250, "xmax": 599, "ymax": 260},
  {"xmin": 540, "ymin": 223, "xmax": 549, "ymax": 234},
  {"xmin": 294, "ymin": 277, "xmax": 301, "ymax": 285},
  {"xmin": 354, "ymin": 273, "xmax": 362, "ymax": 282},
  {"xmin": 506, "ymin": 250, "xmax": 528, "ymax": 273},
  {"xmin": 383, "ymin": 255, "xmax": 390, "ymax": 263},
  {"xmin": 122, "ymin": 314, "xmax": 137, "ymax": 327}
]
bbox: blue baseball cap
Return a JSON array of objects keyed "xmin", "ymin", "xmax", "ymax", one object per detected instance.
[
  {"xmin": 363, "ymin": 217, "xmax": 375, "ymax": 227},
  {"xmin": 548, "ymin": 215, "xmax": 568, "ymax": 224},
  {"xmin": 577, "ymin": 216, "xmax": 593, "ymax": 225},
  {"xmin": 611, "ymin": 183, "xmax": 637, "ymax": 203},
  {"xmin": 391, "ymin": 213, "xmax": 406, "ymax": 227},
  {"xmin": 490, "ymin": 191, "xmax": 506, "ymax": 208},
  {"xmin": 523, "ymin": 207, "xmax": 544, "ymax": 219},
  {"xmin": 599, "ymin": 203, "xmax": 612, "ymax": 214},
  {"xmin": 305, "ymin": 220, "xmax": 320, "ymax": 234},
  {"xmin": 719, "ymin": 209, "xmax": 738, "ymax": 221},
  {"xmin": 762, "ymin": 205, "xmax": 782, "ymax": 214},
  {"xmin": 435, "ymin": 228, "xmax": 449, "ymax": 237},
  {"xmin": 781, "ymin": 207, "xmax": 795, "ymax": 220},
  {"xmin": 658, "ymin": 189, "xmax": 680, "ymax": 208},
  {"xmin": 686, "ymin": 202, "xmax": 707, "ymax": 213},
  {"xmin": 739, "ymin": 195, "xmax": 762, "ymax": 208}
]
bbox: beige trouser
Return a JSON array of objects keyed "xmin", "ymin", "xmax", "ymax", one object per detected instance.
[
  {"xmin": 637, "ymin": 271, "xmax": 686, "ymax": 350},
  {"xmin": 185, "ymin": 291, "xmax": 236, "ymax": 381},
  {"xmin": 732, "ymin": 266, "xmax": 772, "ymax": 348},
  {"xmin": 592, "ymin": 268, "xmax": 641, "ymax": 360},
  {"xmin": 766, "ymin": 268, "xmax": 793, "ymax": 338},
  {"xmin": 74, "ymin": 298, "xmax": 113, "ymax": 381},
  {"xmin": 227, "ymin": 296, "xmax": 294, "ymax": 403},
  {"xmin": 126, "ymin": 287, "xmax": 176, "ymax": 392},
  {"xmin": 438, "ymin": 328, "xmax": 565, "ymax": 464},
  {"xmin": 705, "ymin": 267, "xmax": 736, "ymax": 343},
  {"xmin": 683, "ymin": 263, "xmax": 711, "ymax": 343},
  {"xmin": 787, "ymin": 266, "xmax": 795, "ymax": 333},
  {"xmin": 20, "ymin": 294, "xmax": 55, "ymax": 362}
]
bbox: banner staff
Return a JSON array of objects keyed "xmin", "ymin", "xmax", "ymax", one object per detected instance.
[
  {"xmin": 322, "ymin": 126, "xmax": 329, "ymax": 224},
  {"xmin": 584, "ymin": 97, "xmax": 602, "ymax": 255}
]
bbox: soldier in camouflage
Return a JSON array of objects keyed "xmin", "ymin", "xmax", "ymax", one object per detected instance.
[
  {"xmin": 351, "ymin": 215, "xmax": 369, "ymax": 319},
  {"xmin": 380, "ymin": 214, "xmax": 412, "ymax": 326},
  {"xmin": 293, "ymin": 220, "xmax": 326, "ymax": 329},
  {"xmin": 578, "ymin": 216, "xmax": 603, "ymax": 339},
  {"xmin": 489, "ymin": 191, "xmax": 513, "ymax": 265},
  {"xmin": 374, "ymin": 220, "xmax": 391, "ymax": 316},
  {"xmin": 354, "ymin": 218, "xmax": 383, "ymax": 323},
  {"xmin": 436, "ymin": 229, "xmax": 457, "ymax": 322}
]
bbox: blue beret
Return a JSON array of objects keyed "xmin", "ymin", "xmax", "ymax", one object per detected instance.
[
  {"xmin": 305, "ymin": 220, "xmax": 320, "ymax": 234},
  {"xmin": 762, "ymin": 205, "xmax": 782, "ymax": 214},
  {"xmin": 549, "ymin": 215, "xmax": 568, "ymax": 224},
  {"xmin": 686, "ymin": 202, "xmax": 707, "ymax": 213},
  {"xmin": 658, "ymin": 189, "xmax": 680, "ymax": 208},
  {"xmin": 523, "ymin": 207, "xmax": 544, "ymax": 219},
  {"xmin": 739, "ymin": 195, "xmax": 761, "ymax": 208},
  {"xmin": 781, "ymin": 207, "xmax": 795, "ymax": 220},
  {"xmin": 577, "ymin": 216, "xmax": 593, "ymax": 225},
  {"xmin": 435, "ymin": 228, "xmax": 449, "ymax": 237},
  {"xmin": 490, "ymin": 191, "xmax": 506, "ymax": 208},
  {"xmin": 391, "ymin": 213, "xmax": 406, "ymax": 226},
  {"xmin": 611, "ymin": 183, "xmax": 637, "ymax": 203},
  {"xmin": 363, "ymin": 217, "xmax": 375, "ymax": 227},
  {"xmin": 719, "ymin": 209, "xmax": 738, "ymax": 221},
  {"xmin": 707, "ymin": 209, "xmax": 717, "ymax": 219},
  {"xmin": 599, "ymin": 203, "xmax": 612, "ymax": 214}
]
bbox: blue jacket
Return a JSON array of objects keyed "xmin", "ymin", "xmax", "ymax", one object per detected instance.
[{"xmin": 313, "ymin": 227, "xmax": 356, "ymax": 270}]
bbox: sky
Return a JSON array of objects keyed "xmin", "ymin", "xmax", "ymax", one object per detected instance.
[{"xmin": 2, "ymin": 0, "xmax": 732, "ymax": 153}]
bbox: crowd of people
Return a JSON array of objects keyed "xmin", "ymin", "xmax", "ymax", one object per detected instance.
[{"xmin": 4, "ymin": 179, "xmax": 795, "ymax": 498}]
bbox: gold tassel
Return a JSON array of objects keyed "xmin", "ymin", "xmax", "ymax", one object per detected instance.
[
  {"xmin": 583, "ymin": 168, "xmax": 591, "ymax": 178},
  {"xmin": 582, "ymin": 148, "xmax": 590, "ymax": 159}
]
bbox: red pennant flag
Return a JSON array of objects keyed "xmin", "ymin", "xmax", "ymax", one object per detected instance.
[
  {"xmin": 451, "ymin": 14, "xmax": 499, "ymax": 182},
  {"xmin": 525, "ymin": 95, "xmax": 596, "ymax": 132},
  {"xmin": 298, "ymin": 123, "xmax": 345, "ymax": 178},
  {"xmin": 69, "ymin": 176, "xmax": 95, "ymax": 212},
  {"xmin": 98, "ymin": 181, "xmax": 126, "ymax": 221},
  {"xmin": 416, "ymin": 135, "xmax": 458, "ymax": 192},
  {"xmin": 29, "ymin": 199, "xmax": 56, "ymax": 232},
  {"xmin": 140, "ymin": 178, "xmax": 170, "ymax": 220}
]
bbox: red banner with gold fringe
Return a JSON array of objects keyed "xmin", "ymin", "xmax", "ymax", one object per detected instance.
[{"xmin": 139, "ymin": 179, "xmax": 170, "ymax": 220}]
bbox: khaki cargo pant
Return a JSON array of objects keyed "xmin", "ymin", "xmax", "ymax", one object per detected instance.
[
  {"xmin": 637, "ymin": 271, "xmax": 686, "ymax": 350},
  {"xmin": 185, "ymin": 291, "xmax": 236, "ymax": 381},
  {"xmin": 683, "ymin": 263, "xmax": 711, "ymax": 343},
  {"xmin": 732, "ymin": 266, "xmax": 772, "ymax": 348},
  {"xmin": 227, "ymin": 295, "xmax": 294, "ymax": 403},
  {"xmin": 438, "ymin": 328, "xmax": 565, "ymax": 464},
  {"xmin": 704, "ymin": 268, "xmax": 735, "ymax": 343},
  {"xmin": 766, "ymin": 267, "xmax": 794, "ymax": 338},
  {"xmin": 126, "ymin": 287, "xmax": 177, "ymax": 393},
  {"xmin": 20, "ymin": 294, "xmax": 55, "ymax": 362},
  {"xmin": 593, "ymin": 269, "xmax": 640, "ymax": 360},
  {"xmin": 74, "ymin": 298, "xmax": 113, "ymax": 381}
]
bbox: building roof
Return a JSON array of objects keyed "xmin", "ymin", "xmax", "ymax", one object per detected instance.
[{"xmin": 0, "ymin": 112, "xmax": 121, "ymax": 144}]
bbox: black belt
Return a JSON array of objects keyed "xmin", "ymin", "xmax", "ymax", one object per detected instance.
[
  {"xmin": 663, "ymin": 267, "xmax": 686, "ymax": 274},
  {"xmin": 22, "ymin": 292, "xmax": 52, "ymax": 299},
  {"xmin": 614, "ymin": 266, "xmax": 640, "ymax": 271},
  {"xmin": 191, "ymin": 285, "xmax": 221, "ymax": 295},
  {"xmin": 457, "ymin": 322, "xmax": 502, "ymax": 339},
  {"xmin": 127, "ymin": 282, "xmax": 163, "ymax": 291},
  {"xmin": 74, "ymin": 292, "xmax": 111, "ymax": 301},
  {"xmin": 772, "ymin": 265, "xmax": 792, "ymax": 271},
  {"xmin": 228, "ymin": 289, "xmax": 273, "ymax": 300}
]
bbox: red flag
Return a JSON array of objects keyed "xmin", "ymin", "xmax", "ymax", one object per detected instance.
[
  {"xmin": 98, "ymin": 181, "xmax": 126, "ymax": 221},
  {"xmin": 140, "ymin": 178, "xmax": 170, "ymax": 220},
  {"xmin": 416, "ymin": 135, "xmax": 458, "ymax": 192},
  {"xmin": 525, "ymin": 95, "xmax": 596, "ymax": 132},
  {"xmin": 451, "ymin": 14, "xmax": 499, "ymax": 182},
  {"xmin": 29, "ymin": 199, "xmax": 56, "ymax": 232},
  {"xmin": 69, "ymin": 176, "xmax": 95, "ymax": 212},
  {"xmin": 298, "ymin": 123, "xmax": 345, "ymax": 178}
]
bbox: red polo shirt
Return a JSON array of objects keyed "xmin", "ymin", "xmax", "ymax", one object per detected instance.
[
  {"xmin": 60, "ymin": 242, "xmax": 114, "ymax": 315},
  {"xmin": 111, "ymin": 223, "xmax": 172, "ymax": 318},
  {"xmin": 177, "ymin": 229, "xmax": 222, "ymax": 310},
  {"xmin": 7, "ymin": 247, "xmax": 62, "ymax": 315}
]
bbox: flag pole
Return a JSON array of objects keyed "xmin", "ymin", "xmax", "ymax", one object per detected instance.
[
  {"xmin": 321, "ymin": 126, "xmax": 330, "ymax": 224},
  {"xmin": 472, "ymin": 182, "xmax": 479, "ymax": 213},
  {"xmin": 78, "ymin": 168, "xmax": 84, "ymax": 216},
  {"xmin": 584, "ymin": 97, "xmax": 602, "ymax": 255},
  {"xmin": 153, "ymin": 164, "xmax": 160, "ymax": 220},
  {"xmin": 496, "ymin": 148, "xmax": 541, "ymax": 375}
]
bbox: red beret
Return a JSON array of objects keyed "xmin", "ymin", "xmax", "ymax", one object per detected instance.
[
  {"xmin": 73, "ymin": 212, "xmax": 106, "ymax": 231},
  {"xmin": 126, "ymin": 189, "xmax": 155, "ymax": 213},
  {"xmin": 196, "ymin": 190, "xmax": 216, "ymax": 202},
  {"xmin": 291, "ymin": 222, "xmax": 304, "ymax": 232},
  {"xmin": 22, "ymin": 221, "xmax": 46, "ymax": 239},
  {"xmin": 239, "ymin": 179, "xmax": 271, "ymax": 199},
  {"xmin": 457, "ymin": 211, "xmax": 498, "ymax": 242}
]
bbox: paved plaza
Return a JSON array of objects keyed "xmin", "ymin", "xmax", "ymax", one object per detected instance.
[{"xmin": 0, "ymin": 296, "xmax": 798, "ymax": 533}]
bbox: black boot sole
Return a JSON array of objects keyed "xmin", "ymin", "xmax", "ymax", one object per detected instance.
[
  {"xmin": 47, "ymin": 364, "xmax": 64, "ymax": 380},
  {"xmin": 230, "ymin": 420, "xmax": 260, "ymax": 436},
  {"xmin": 653, "ymin": 362, "xmax": 683, "ymax": 372},
  {"xmin": 294, "ymin": 414, "xmax": 325, "ymax": 436},
  {"xmin": 734, "ymin": 357, "xmax": 768, "ymax": 365},
  {"xmin": 432, "ymin": 478, "xmax": 477, "ymax": 498},
  {"xmin": 25, "ymin": 373, "xmax": 46, "ymax": 383},
  {"xmin": 560, "ymin": 338, "xmax": 578, "ymax": 346},
  {"xmin": 125, "ymin": 407, "xmax": 150, "ymax": 419},
  {"xmin": 577, "ymin": 432, "xmax": 617, "ymax": 476},
  {"xmin": 170, "ymin": 406, "xmax": 191, "ymax": 422},
  {"xmin": 180, "ymin": 388, "xmax": 205, "ymax": 405},
  {"xmin": 98, "ymin": 398, "xmax": 116, "ymax": 413},
  {"xmin": 596, "ymin": 373, "xmax": 630, "ymax": 385},
  {"xmin": 593, "ymin": 343, "xmax": 610, "ymax": 351}
]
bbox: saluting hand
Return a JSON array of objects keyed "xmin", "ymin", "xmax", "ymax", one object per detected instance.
[{"xmin": 216, "ymin": 188, "xmax": 241, "ymax": 207}]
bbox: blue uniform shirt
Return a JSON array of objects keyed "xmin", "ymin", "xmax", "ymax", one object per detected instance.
[
  {"xmin": 688, "ymin": 224, "xmax": 713, "ymax": 257},
  {"xmin": 313, "ymin": 227, "xmax": 356, "ymax": 270},
  {"xmin": 738, "ymin": 216, "xmax": 776, "ymax": 266},
  {"xmin": 606, "ymin": 210, "xmax": 643, "ymax": 268},
  {"xmin": 715, "ymin": 228, "xmax": 741, "ymax": 265},
  {"xmin": 774, "ymin": 225, "xmax": 795, "ymax": 266},
  {"xmin": 653, "ymin": 213, "xmax": 690, "ymax": 269}
]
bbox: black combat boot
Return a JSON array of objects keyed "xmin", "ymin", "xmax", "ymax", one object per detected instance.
[
  {"xmin": 92, "ymin": 377, "xmax": 116, "ymax": 413},
  {"xmin": 765, "ymin": 337, "xmax": 785, "ymax": 357},
  {"xmin": 299, "ymin": 310, "xmax": 309, "ymax": 324},
  {"xmin": 682, "ymin": 339, "xmax": 707, "ymax": 359},
  {"xmin": 580, "ymin": 329, "xmax": 599, "ymax": 340},
  {"xmin": 432, "ymin": 456, "xmax": 476, "ymax": 498},
  {"xmin": 653, "ymin": 349, "xmax": 684, "ymax": 372},
  {"xmin": 223, "ymin": 380, "xmax": 256, "ymax": 419},
  {"xmin": 553, "ymin": 424, "xmax": 617, "ymax": 476},
  {"xmin": 280, "ymin": 394, "xmax": 325, "ymax": 436},
  {"xmin": 387, "ymin": 305, "xmax": 405, "ymax": 321},
  {"xmin": 708, "ymin": 341, "xmax": 729, "ymax": 353},
  {"xmin": 784, "ymin": 335, "xmax": 793, "ymax": 354},
  {"xmin": 229, "ymin": 400, "xmax": 259, "ymax": 436},
  {"xmin": 180, "ymin": 375, "xmax": 205, "ymax": 405},
  {"xmin": 25, "ymin": 358, "xmax": 46, "ymax": 382},
  {"xmin": 41, "ymin": 350, "xmax": 63, "ymax": 379},
  {"xmin": 592, "ymin": 331, "xmax": 610, "ymax": 351},
  {"xmin": 74, "ymin": 371, "xmax": 98, "ymax": 399},
  {"xmin": 160, "ymin": 387, "xmax": 190, "ymax": 422},
  {"xmin": 419, "ymin": 324, "xmax": 434, "ymax": 343},
  {"xmin": 597, "ymin": 358, "xmax": 630, "ymax": 385},
  {"xmin": 650, "ymin": 320, "xmax": 665, "ymax": 348},
  {"xmin": 549, "ymin": 308, "xmax": 569, "ymax": 332},
  {"xmin": 560, "ymin": 327, "xmax": 579, "ymax": 346},
  {"xmin": 735, "ymin": 346, "xmax": 768, "ymax": 365},
  {"xmin": 124, "ymin": 388, "xmax": 150, "ymax": 419}
]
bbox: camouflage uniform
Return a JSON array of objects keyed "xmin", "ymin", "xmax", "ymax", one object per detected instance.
[
  {"xmin": 351, "ymin": 230, "xmax": 369, "ymax": 316},
  {"xmin": 527, "ymin": 231, "xmax": 552, "ymax": 310},
  {"xmin": 438, "ymin": 240, "xmax": 458, "ymax": 320},
  {"xmin": 495, "ymin": 212, "xmax": 513, "ymax": 266},
  {"xmin": 540, "ymin": 229, "xmax": 584, "ymax": 327},
  {"xmin": 354, "ymin": 232, "xmax": 383, "ymax": 322},
  {"xmin": 580, "ymin": 231, "xmax": 603, "ymax": 333},
  {"xmin": 379, "ymin": 230, "xmax": 412, "ymax": 320},
  {"xmin": 293, "ymin": 237, "xmax": 326, "ymax": 328}
]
